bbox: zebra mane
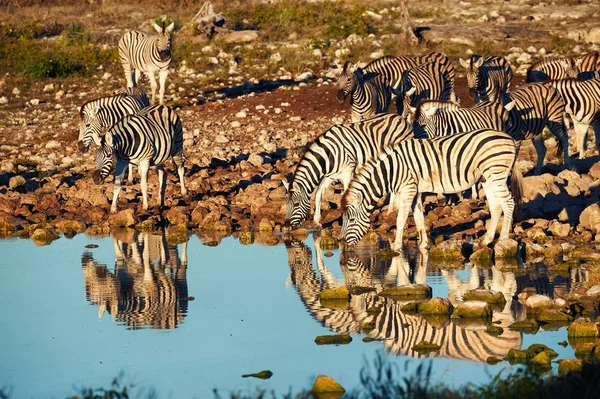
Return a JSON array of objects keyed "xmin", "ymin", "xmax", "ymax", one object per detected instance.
[
  {"xmin": 79, "ymin": 93, "xmax": 129, "ymax": 119},
  {"xmin": 414, "ymin": 99, "xmax": 458, "ymax": 120},
  {"xmin": 528, "ymin": 56, "xmax": 574, "ymax": 73}
]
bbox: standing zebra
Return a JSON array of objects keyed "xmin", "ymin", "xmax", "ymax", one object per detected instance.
[
  {"xmin": 284, "ymin": 113, "xmax": 421, "ymax": 228},
  {"xmin": 336, "ymin": 61, "xmax": 392, "ymax": 122},
  {"xmin": 93, "ymin": 104, "xmax": 187, "ymax": 213},
  {"xmin": 396, "ymin": 61, "xmax": 453, "ymax": 118},
  {"xmin": 575, "ymin": 51, "xmax": 600, "ymax": 80},
  {"xmin": 118, "ymin": 21, "xmax": 174, "ymax": 105},
  {"xmin": 502, "ymin": 82, "xmax": 572, "ymax": 174},
  {"xmin": 526, "ymin": 57, "xmax": 579, "ymax": 83},
  {"xmin": 460, "ymin": 55, "xmax": 513, "ymax": 103},
  {"xmin": 546, "ymin": 78, "xmax": 600, "ymax": 157},
  {"xmin": 341, "ymin": 130, "xmax": 523, "ymax": 249}
]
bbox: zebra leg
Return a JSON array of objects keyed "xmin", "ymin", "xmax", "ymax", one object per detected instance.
[
  {"xmin": 386, "ymin": 192, "xmax": 396, "ymax": 216},
  {"xmin": 392, "ymin": 186, "xmax": 417, "ymax": 251},
  {"xmin": 110, "ymin": 161, "xmax": 127, "ymax": 213},
  {"xmin": 412, "ymin": 195, "xmax": 429, "ymax": 248},
  {"xmin": 125, "ymin": 163, "xmax": 135, "ymax": 185},
  {"xmin": 592, "ymin": 118, "xmax": 600, "ymax": 154},
  {"xmin": 573, "ymin": 120, "xmax": 589, "ymax": 158},
  {"xmin": 173, "ymin": 152, "xmax": 188, "ymax": 197},
  {"xmin": 157, "ymin": 165, "xmax": 166, "ymax": 209},
  {"xmin": 138, "ymin": 160, "xmax": 151, "ymax": 210},
  {"xmin": 547, "ymin": 119, "xmax": 572, "ymax": 169},
  {"xmin": 123, "ymin": 62, "xmax": 134, "ymax": 88},
  {"xmin": 495, "ymin": 183, "xmax": 515, "ymax": 240},
  {"xmin": 531, "ymin": 134, "xmax": 547, "ymax": 175},
  {"xmin": 313, "ymin": 176, "xmax": 332, "ymax": 226},
  {"xmin": 148, "ymin": 70, "xmax": 158, "ymax": 105},
  {"xmin": 481, "ymin": 181, "xmax": 502, "ymax": 246},
  {"xmin": 158, "ymin": 69, "xmax": 169, "ymax": 105}
]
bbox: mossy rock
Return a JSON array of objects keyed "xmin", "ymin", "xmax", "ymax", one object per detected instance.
[
  {"xmin": 536, "ymin": 308, "xmax": 574, "ymax": 323},
  {"xmin": 573, "ymin": 341, "xmax": 600, "ymax": 361},
  {"xmin": 508, "ymin": 319, "xmax": 539, "ymax": 334},
  {"xmin": 401, "ymin": 302, "xmax": 420, "ymax": 314},
  {"xmin": 378, "ymin": 248, "xmax": 400, "ymax": 260},
  {"xmin": 349, "ymin": 286, "xmax": 376, "ymax": 295},
  {"xmin": 320, "ymin": 236, "xmax": 339, "ymax": 250},
  {"xmin": 487, "ymin": 356, "xmax": 502, "ymax": 365},
  {"xmin": 242, "ymin": 370, "xmax": 273, "ymax": 379},
  {"xmin": 506, "ymin": 348, "xmax": 534, "ymax": 363},
  {"xmin": 239, "ymin": 231, "xmax": 254, "ymax": 245},
  {"xmin": 463, "ymin": 289, "xmax": 507, "ymax": 305},
  {"xmin": 412, "ymin": 340, "xmax": 441, "ymax": 354},
  {"xmin": 0, "ymin": 220, "xmax": 18, "ymax": 232},
  {"xmin": 135, "ymin": 219, "xmax": 156, "ymax": 231},
  {"xmin": 451, "ymin": 301, "xmax": 492, "ymax": 319},
  {"xmin": 558, "ymin": 359, "xmax": 583, "ymax": 376},
  {"xmin": 430, "ymin": 238, "xmax": 464, "ymax": 260},
  {"xmin": 379, "ymin": 284, "xmax": 432, "ymax": 299},
  {"xmin": 54, "ymin": 220, "xmax": 84, "ymax": 235},
  {"xmin": 203, "ymin": 240, "xmax": 219, "ymax": 247},
  {"xmin": 470, "ymin": 247, "xmax": 493, "ymax": 266},
  {"xmin": 486, "ymin": 325, "xmax": 504, "ymax": 336},
  {"xmin": 292, "ymin": 228, "xmax": 309, "ymax": 240},
  {"xmin": 362, "ymin": 322, "xmax": 375, "ymax": 333},
  {"xmin": 312, "ymin": 374, "xmax": 345, "ymax": 395},
  {"xmin": 320, "ymin": 287, "xmax": 349, "ymax": 300},
  {"xmin": 167, "ymin": 225, "xmax": 189, "ymax": 244},
  {"xmin": 528, "ymin": 344, "xmax": 558, "ymax": 359},
  {"xmin": 419, "ymin": 297, "xmax": 454, "ymax": 315},
  {"xmin": 367, "ymin": 306, "xmax": 382, "ymax": 315},
  {"xmin": 421, "ymin": 314, "xmax": 450, "ymax": 329},
  {"xmin": 314, "ymin": 334, "xmax": 352, "ymax": 345},
  {"xmin": 31, "ymin": 228, "xmax": 58, "ymax": 246},
  {"xmin": 530, "ymin": 351, "xmax": 552, "ymax": 369},
  {"xmin": 494, "ymin": 238, "xmax": 519, "ymax": 259},
  {"xmin": 320, "ymin": 299, "xmax": 350, "ymax": 309},
  {"xmin": 568, "ymin": 318, "xmax": 600, "ymax": 338}
]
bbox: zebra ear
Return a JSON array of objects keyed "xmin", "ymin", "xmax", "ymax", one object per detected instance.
[
  {"xmin": 342, "ymin": 61, "xmax": 352, "ymax": 73},
  {"xmin": 282, "ymin": 179, "xmax": 289, "ymax": 192},
  {"xmin": 473, "ymin": 57, "xmax": 484, "ymax": 68},
  {"xmin": 352, "ymin": 191, "xmax": 363, "ymax": 207},
  {"xmin": 423, "ymin": 105, "xmax": 437, "ymax": 117},
  {"xmin": 459, "ymin": 58, "xmax": 469, "ymax": 69},
  {"xmin": 152, "ymin": 22, "xmax": 162, "ymax": 33},
  {"xmin": 405, "ymin": 87, "xmax": 416, "ymax": 97},
  {"xmin": 104, "ymin": 133, "xmax": 114, "ymax": 148},
  {"xmin": 504, "ymin": 101, "xmax": 516, "ymax": 112},
  {"xmin": 166, "ymin": 22, "xmax": 175, "ymax": 33}
]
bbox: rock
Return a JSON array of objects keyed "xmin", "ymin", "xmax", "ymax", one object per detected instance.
[
  {"xmin": 43, "ymin": 83, "xmax": 54, "ymax": 92},
  {"xmin": 312, "ymin": 375, "xmax": 345, "ymax": 394},
  {"xmin": 31, "ymin": 228, "xmax": 58, "ymax": 246},
  {"xmin": 548, "ymin": 221, "xmax": 570, "ymax": 237},
  {"xmin": 588, "ymin": 161, "xmax": 600, "ymax": 179},
  {"xmin": 494, "ymin": 238, "xmax": 518, "ymax": 258},
  {"xmin": 525, "ymin": 242, "xmax": 544, "ymax": 259},
  {"xmin": 526, "ymin": 294, "xmax": 554, "ymax": 312},
  {"xmin": 567, "ymin": 318, "xmax": 600, "ymax": 338},
  {"xmin": 451, "ymin": 301, "xmax": 492, "ymax": 319},
  {"xmin": 45, "ymin": 140, "xmax": 61, "ymax": 149},
  {"xmin": 241, "ymin": 370, "xmax": 273, "ymax": 379},
  {"xmin": 486, "ymin": 325, "xmax": 504, "ymax": 336},
  {"xmin": 530, "ymin": 351, "xmax": 551, "ymax": 367},
  {"xmin": 558, "ymin": 359, "xmax": 582, "ymax": 376},
  {"xmin": 320, "ymin": 287, "xmax": 349, "ymax": 300},
  {"xmin": 419, "ymin": 297, "xmax": 454, "ymax": 315},
  {"xmin": 464, "ymin": 289, "xmax": 507, "ymax": 305},
  {"xmin": 164, "ymin": 206, "xmax": 190, "ymax": 225},
  {"xmin": 587, "ymin": 27, "xmax": 600, "ymax": 44},
  {"xmin": 579, "ymin": 204, "xmax": 600, "ymax": 232},
  {"xmin": 108, "ymin": 209, "xmax": 138, "ymax": 227},
  {"xmin": 401, "ymin": 302, "xmax": 420, "ymax": 313},
  {"xmin": 487, "ymin": 356, "xmax": 502, "ymax": 364},
  {"xmin": 586, "ymin": 285, "xmax": 600, "ymax": 297},
  {"xmin": 412, "ymin": 340, "xmax": 441, "ymax": 353},
  {"xmin": 314, "ymin": 334, "xmax": 352, "ymax": 345},
  {"xmin": 0, "ymin": 96, "xmax": 8, "ymax": 104},
  {"xmin": 469, "ymin": 247, "xmax": 493, "ymax": 265},
  {"xmin": 220, "ymin": 30, "xmax": 259, "ymax": 44},
  {"xmin": 508, "ymin": 319, "xmax": 539, "ymax": 333},
  {"xmin": 452, "ymin": 202, "xmax": 472, "ymax": 218},
  {"xmin": 379, "ymin": 284, "xmax": 432, "ymax": 299},
  {"xmin": 536, "ymin": 308, "xmax": 573, "ymax": 323},
  {"xmin": 429, "ymin": 238, "xmax": 464, "ymax": 260},
  {"xmin": 8, "ymin": 175, "xmax": 26, "ymax": 189},
  {"xmin": 247, "ymin": 153, "xmax": 263, "ymax": 167}
]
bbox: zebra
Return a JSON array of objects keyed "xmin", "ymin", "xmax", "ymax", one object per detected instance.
[
  {"xmin": 92, "ymin": 104, "xmax": 187, "ymax": 213},
  {"xmin": 396, "ymin": 61, "xmax": 454, "ymax": 118},
  {"xmin": 575, "ymin": 51, "xmax": 600, "ymax": 80},
  {"xmin": 502, "ymin": 82, "xmax": 572, "ymax": 174},
  {"xmin": 363, "ymin": 52, "xmax": 457, "ymax": 102},
  {"xmin": 341, "ymin": 129, "xmax": 523, "ymax": 249},
  {"xmin": 546, "ymin": 78, "xmax": 600, "ymax": 157},
  {"xmin": 526, "ymin": 56, "xmax": 580, "ymax": 83},
  {"xmin": 284, "ymin": 113, "xmax": 422, "ymax": 228},
  {"xmin": 78, "ymin": 87, "xmax": 150, "ymax": 152},
  {"xmin": 336, "ymin": 61, "xmax": 392, "ymax": 122},
  {"xmin": 118, "ymin": 21, "xmax": 174, "ymax": 105},
  {"xmin": 459, "ymin": 55, "xmax": 513, "ymax": 103}
]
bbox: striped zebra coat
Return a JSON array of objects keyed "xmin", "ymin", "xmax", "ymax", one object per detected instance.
[
  {"xmin": 396, "ymin": 61, "xmax": 454, "ymax": 118},
  {"xmin": 460, "ymin": 56, "xmax": 513, "ymax": 103},
  {"xmin": 118, "ymin": 22, "xmax": 174, "ymax": 105},
  {"xmin": 502, "ymin": 82, "xmax": 572, "ymax": 174},
  {"xmin": 93, "ymin": 104, "xmax": 187, "ymax": 213},
  {"xmin": 336, "ymin": 61, "xmax": 392, "ymax": 122},
  {"xmin": 575, "ymin": 51, "xmax": 600, "ymax": 80},
  {"xmin": 341, "ymin": 130, "xmax": 523, "ymax": 249},
  {"xmin": 546, "ymin": 78, "xmax": 600, "ymax": 156},
  {"xmin": 526, "ymin": 57, "xmax": 579, "ymax": 83},
  {"xmin": 284, "ymin": 113, "xmax": 422, "ymax": 228}
]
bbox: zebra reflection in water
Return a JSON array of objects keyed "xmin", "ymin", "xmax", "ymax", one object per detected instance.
[
  {"xmin": 284, "ymin": 237, "xmax": 521, "ymax": 362},
  {"xmin": 81, "ymin": 229, "xmax": 188, "ymax": 329}
]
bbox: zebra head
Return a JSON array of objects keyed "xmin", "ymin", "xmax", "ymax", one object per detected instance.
[
  {"xmin": 336, "ymin": 61, "xmax": 360, "ymax": 103},
  {"xmin": 459, "ymin": 56, "xmax": 484, "ymax": 93},
  {"xmin": 341, "ymin": 190, "xmax": 370, "ymax": 247},
  {"xmin": 93, "ymin": 134, "xmax": 116, "ymax": 185},
  {"xmin": 398, "ymin": 87, "xmax": 417, "ymax": 119},
  {"xmin": 412, "ymin": 100, "xmax": 437, "ymax": 129},
  {"xmin": 563, "ymin": 58, "xmax": 580, "ymax": 79},
  {"xmin": 153, "ymin": 21, "xmax": 175, "ymax": 62},
  {"xmin": 78, "ymin": 104, "xmax": 105, "ymax": 153},
  {"xmin": 284, "ymin": 180, "xmax": 310, "ymax": 229}
]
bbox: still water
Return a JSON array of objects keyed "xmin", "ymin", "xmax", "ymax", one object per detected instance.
[{"xmin": 0, "ymin": 230, "xmax": 581, "ymax": 398}]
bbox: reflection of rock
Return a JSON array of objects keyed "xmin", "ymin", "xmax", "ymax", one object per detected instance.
[{"xmin": 81, "ymin": 229, "xmax": 189, "ymax": 329}]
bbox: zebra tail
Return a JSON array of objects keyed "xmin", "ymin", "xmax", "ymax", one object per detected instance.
[
  {"xmin": 510, "ymin": 161, "xmax": 524, "ymax": 220},
  {"xmin": 555, "ymin": 135, "xmax": 564, "ymax": 158}
]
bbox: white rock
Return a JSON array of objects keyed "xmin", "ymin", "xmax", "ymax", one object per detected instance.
[
  {"xmin": 516, "ymin": 53, "xmax": 532, "ymax": 64},
  {"xmin": 45, "ymin": 140, "xmax": 61, "ymax": 149},
  {"xmin": 295, "ymin": 72, "xmax": 313, "ymax": 82},
  {"xmin": 525, "ymin": 294, "xmax": 554, "ymax": 310},
  {"xmin": 270, "ymin": 52, "xmax": 282, "ymax": 62},
  {"xmin": 231, "ymin": 121, "xmax": 241, "ymax": 128},
  {"xmin": 527, "ymin": 46, "xmax": 537, "ymax": 53},
  {"xmin": 9, "ymin": 175, "xmax": 26, "ymax": 189},
  {"xmin": 0, "ymin": 97, "xmax": 8, "ymax": 105},
  {"xmin": 248, "ymin": 153, "xmax": 263, "ymax": 167},
  {"xmin": 12, "ymin": 88, "xmax": 20, "ymax": 95},
  {"xmin": 587, "ymin": 285, "xmax": 600, "ymax": 296},
  {"xmin": 43, "ymin": 83, "xmax": 54, "ymax": 93},
  {"xmin": 346, "ymin": 34, "xmax": 363, "ymax": 45},
  {"xmin": 370, "ymin": 50, "xmax": 385, "ymax": 59},
  {"xmin": 215, "ymin": 134, "xmax": 229, "ymax": 144},
  {"xmin": 208, "ymin": 57, "xmax": 219, "ymax": 64},
  {"xmin": 30, "ymin": 99, "xmax": 40, "ymax": 106},
  {"xmin": 101, "ymin": 72, "xmax": 112, "ymax": 80},
  {"xmin": 289, "ymin": 116, "xmax": 302, "ymax": 122},
  {"xmin": 235, "ymin": 110, "xmax": 247, "ymax": 118},
  {"xmin": 313, "ymin": 49, "xmax": 323, "ymax": 57}
]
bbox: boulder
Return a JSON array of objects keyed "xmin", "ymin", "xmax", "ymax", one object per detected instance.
[
  {"xmin": 412, "ymin": 340, "xmax": 441, "ymax": 353},
  {"xmin": 580, "ymin": 204, "xmax": 600, "ymax": 233},
  {"xmin": 419, "ymin": 297, "xmax": 454, "ymax": 315},
  {"xmin": 525, "ymin": 294, "xmax": 554, "ymax": 312},
  {"xmin": 31, "ymin": 228, "xmax": 58, "ymax": 246},
  {"xmin": 164, "ymin": 206, "xmax": 190, "ymax": 225},
  {"xmin": 567, "ymin": 318, "xmax": 600, "ymax": 338},
  {"xmin": 312, "ymin": 375, "xmax": 345, "ymax": 394},
  {"xmin": 108, "ymin": 209, "xmax": 138, "ymax": 227},
  {"xmin": 586, "ymin": 285, "xmax": 600, "ymax": 297},
  {"xmin": 558, "ymin": 359, "xmax": 582, "ymax": 376},
  {"xmin": 320, "ymin": 287, "xmax": 349, "ymax": 300},
  {"xmin": 547, "ymin": 221, "xmax": 570, "ymax": 238},
  {"xmin": 536, "ymin": 308, "xmax": 573, "ymax": 323},
  {"xmin": 508, "ymin": 318, "xmax": 539, "ymax": 333},
  {"xmin": 429, "ymin": 238, "xmax": 464, "ymax": 260},
  {"xmin": 587, "ymin": 27, "xmax": 600, "ymax": 44},
  {"xmin": 469, "ymin": 247, "xmax": 492, "ymax": 266},
  {"xmin": 314, "ymin": 334, "xmax": 352, "ymax": 345},
  {"xmin": 451, "ymin": 301, "xmax": 492, "ymax": 319},
  {"xmin": 494, "ymin": 238, "xmax": 518, "ymax": 258},
  {"xmin": 379, "ymin": 284, "xmax": 432, "ymax": 299},
  {"xmin": 463, "ymin": 289, "xmax": 506, "ymax": 305}
]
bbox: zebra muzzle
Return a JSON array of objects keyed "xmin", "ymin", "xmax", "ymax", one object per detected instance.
[
  {"xmin": 336, "ymin": 90, "xmax": 347, "ymax": 103},
  {"xmin": 77, "ymin": 140, "xmax": 89, "ymax": 153},
  {"xmin": 159, "ymin": 50, "xmax": 171, "ymax": 62},
  {"xmin": 92, "ymin": 170, "xmax": 105, "ymax": 185}
]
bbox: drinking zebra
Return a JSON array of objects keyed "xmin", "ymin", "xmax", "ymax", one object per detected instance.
[
  {"xmin": 502, "ymin": 82, "xmax": 572, "ymax": 174},
  {"xmin": 336, "ymin": 61, "xmax": 392, "ymax": 122},
  {"xmin": 118, "ymin": 21, "xmax": 174, "ymax": 105},
  {"xmin": 284, "ymin": 113, "xmax": 422, "ymax": 228},
  {"xmin": 526, "ymin": 57, "xmax": 580, "ymax": 83},
  {"xmin": 93, "ymin": 104, "xmax": 187, "ymax": 213},
  {"xmin": 396, "ymin": 61, "xmax": 454, "ymax": 118},
  {"xmin": 341, "ymin": 130, "xmax": 523, "ymax": 249},
  {"xmin": 459, "ymin": 55, "xmax": 513, "ymax": 103},
  {"xmin": 546, "ymin": 78, "xmax": 600, "ymax": 157}
]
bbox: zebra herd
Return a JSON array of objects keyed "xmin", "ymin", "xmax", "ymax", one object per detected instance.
[{"xmin": 286, "ymin": 50, "xmax": 600, "ymax": 250}]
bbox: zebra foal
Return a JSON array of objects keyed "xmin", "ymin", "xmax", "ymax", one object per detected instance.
[
  {"xmin": 93, "ymin": 104, "xmax": 187, "ymax": 213},
  {"xmin": 118, "ymin": 21, "xmax": 174, "ymax": 105},
  {"xmin": 341, "ymin": 130, "xmax": 523, "ymax": 249},
  {"xmin": 284, "ymin": 113, "xmax": 422, "ymax": 228},
  {"xmin": 460, "ymin": 55, "xmax": 513, "ymax": 103}
]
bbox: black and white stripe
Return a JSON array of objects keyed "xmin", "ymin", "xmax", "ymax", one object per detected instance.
[
  {"xmin": 574, "ymin": 51, "xmax": 600, "ymax": 80},
  {"xmin": 527, "ymin": 56, "xmax": 579, "ymax": 83},
  {"xmin": 546, "ymin": 78, "xmax": 600, "ymax": 157},
  {"xmin": 336, "ymin": 61, "xmax": 392, "ymax": 121},
  {"xmin": 93, "ymin": 104, "xmax": 187, "ymax": 213},
  {"xmin": 396, "ymin": 61, "xmax": 454, "ymax": 118},
  {"xmin": 460, "ymin": 55, "xmax": 513, "ymax": 103},
  {"xmin": 341, "ymin": 130, "xmax": 523, "ymax": 249},
  {"xmin": 502, "ymin": 82, "xmax": 572, "ymax": 174},
  {"xmin": 284, "ymin": 113, "xmax": 421, "ymax": 228},
  {"xmin": 118, "ymin": 22, "xmax": 174, "ymax": 105}
]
